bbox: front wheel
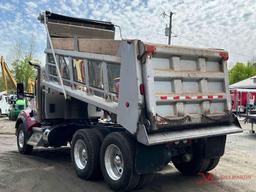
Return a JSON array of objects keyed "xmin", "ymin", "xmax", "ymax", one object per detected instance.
[
  {"xmin": 100, "ymin": 132, "xmax": 140, "ymax": 191},
  {"xmin": 17, "ymin": 123, "xmax": 33, "ymax": 154}
]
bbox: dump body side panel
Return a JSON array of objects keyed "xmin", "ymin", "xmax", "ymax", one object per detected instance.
[{"xmin": 117, "ymin": 41, "xmax": 144, "ymax": 134}]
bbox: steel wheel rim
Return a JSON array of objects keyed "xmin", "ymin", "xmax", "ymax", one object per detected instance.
[
  {"xmin": 18, "ymin": 129, "xmax": 25, "ymax": 148},
  {"xmin": 74, "ymin": 139, "xmax": 88, "ymax": 170},
  {"xmin": 104, "ymin": 144, "xmax": 124, "ymax": 181}
]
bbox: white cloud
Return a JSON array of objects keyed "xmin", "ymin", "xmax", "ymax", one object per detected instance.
[
  {"xmin": 0, "ymin": 2, "xmax": 15, "ymax": 11},
  {"xmin": 0, "ymin": 0, "xmax": 255, "ymax": 67},
  {"xmin": 71, "ymin": 0, "xmax": 83, "ymax": 6},
  {"xmin": 26, "ymin": 1, "xmax": 38, "ymax": 10}
]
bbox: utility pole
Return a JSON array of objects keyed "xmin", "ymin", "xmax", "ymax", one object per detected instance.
[
  {"xmin": 168, "ymin": 12, "xmax": 173, "ymax": 45},
  {"xmin": 162, "ymin": 11, "xmax": 174, "ymax": 45}
]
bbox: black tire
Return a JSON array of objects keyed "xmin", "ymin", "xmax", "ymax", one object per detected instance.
[
  {"xmin": 100, "ymin": 132, "xmax": 140, "ymax": 191},
  {"xmin": 17, "ymin": 123, "xmax": 33, "ymax": 154},
  {"xmin": 135, "ymin": 174, "xmax": 154, "ymax": 190},
  {"xmin": 172, "ymin": 156, "xmax": 211, "ymax": 176},
  {"xmin": 172, "ymin": 136, "xmax": 225, "ymax": 176},
  {"xmin": 205, "ymin": 157, "xmax": 220, "ymax": 172},
  {"xmin": 91, "ymin": 128, "xmax": 110, "ymax": 143},
  {"xmin": 71, "ymin": 129, "xmax": 101, "ymax": 179},
  {"xmin": 90, "ymin": 128, "xmax": 111, "ymax": 178},
  {"xmin": 172, "ymin": 140, "xmax": 210, "ymax": 176}
]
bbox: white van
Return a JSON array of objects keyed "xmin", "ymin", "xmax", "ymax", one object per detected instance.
[{"xmin": 0, "ymin": 91, "xmax": 10, "ymax": 116}]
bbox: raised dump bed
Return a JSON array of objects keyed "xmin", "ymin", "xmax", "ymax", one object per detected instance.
[{"xmin": 44, "ymin": 35, "xmax": 240, "ymax": 144}]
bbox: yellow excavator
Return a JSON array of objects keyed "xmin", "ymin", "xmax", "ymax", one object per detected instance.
[
  {"xmin": 0, "ymin": 56, "xmax": 34, "ymax": 93},
  {"xmin": 0, "ymin": 56, "xmax": 16, "ymax": 91}
]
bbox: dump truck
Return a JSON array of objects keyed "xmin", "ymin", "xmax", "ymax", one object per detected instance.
[{"xmin": 15, "ymin": 11, "xmax": 242, "ymax": 191}]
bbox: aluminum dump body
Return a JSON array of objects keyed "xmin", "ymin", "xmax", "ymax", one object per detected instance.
[{"xmin": 40, "ymin": 11, "xmax": 241, "ymax": 145}]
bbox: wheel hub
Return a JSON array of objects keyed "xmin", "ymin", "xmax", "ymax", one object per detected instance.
[
  {"xmin": 114, "ymin": 155, "xmax": 122, "ymax": 166},
  {"xmin": 74, "ymin": 139, "xmax": 88, "ymax": 170},
  {"xmin": 104, "ymin": 144, "xmax": 124, "ymax": 181},
  {"xmin": 18, "ymin": 130, "xmax": 25, "ymax": 148}
]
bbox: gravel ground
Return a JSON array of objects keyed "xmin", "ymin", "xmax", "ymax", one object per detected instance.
[{"xmin": 0, "ymin": 116, "xmax": 255, "ymax": 192}]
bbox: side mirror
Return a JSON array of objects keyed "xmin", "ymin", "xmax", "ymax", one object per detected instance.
[{"xmin": 17, "ymin": 83, "xmax": 25, "ymax": 99}]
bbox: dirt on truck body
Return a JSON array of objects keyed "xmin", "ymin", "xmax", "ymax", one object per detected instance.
[{"xmin": 14, "ymin": 11, "xmax": 242, "ymax": 191}]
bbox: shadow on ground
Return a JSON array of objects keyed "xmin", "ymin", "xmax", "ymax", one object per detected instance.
[{"xmin": 0, "ymin": 147, "xmax": 228, "ymax": 192}]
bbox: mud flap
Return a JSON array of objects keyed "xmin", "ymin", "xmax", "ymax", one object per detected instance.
[{"xmin": 134, "ymin": 143, "xmax": 171, "ymax": 175}]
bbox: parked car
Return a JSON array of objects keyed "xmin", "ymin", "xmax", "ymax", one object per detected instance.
[{"xmin": 0, "ymin": 91, "xmax": 10, "ymax": 116}]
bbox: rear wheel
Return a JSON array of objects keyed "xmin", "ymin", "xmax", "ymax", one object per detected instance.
[
  {"xmin": 135, "ymin": 174, "xmax": 154, "ymax": 189},
  {"xmin": 205, "ymin": 157, "xmax": 220, "ymax": 172},
  {"xmin": 71, "ymin": 129, "xmax": 101, "ymax": 179},
  {"xmin": 172, "ymin": 156, "xmax": 211, "ymax": 175},
  {"xmin": 91, "ymin": 128, "xmax": 110, "ymax": 143},
  {"xmin": 17, "ymin": 123, "xmax": 33, "ymax": 154},
  {"xmin": 100, "ymin": 132, "xmax": 140, "ymax": 191},
  {"xmin": 172, "ymin": 141, "xmax": 221, "ymax": 175}
]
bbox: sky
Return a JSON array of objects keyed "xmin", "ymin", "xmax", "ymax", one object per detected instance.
[{"xmin": 0, "ymin": 0, "xmax": 255, "ymax": 69}]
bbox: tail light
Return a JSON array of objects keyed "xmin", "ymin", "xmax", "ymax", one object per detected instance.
[
  {"xmin": 139, "ymin": 84, "xmax": 145, "ymax": 95},
  {"xmin": 219, "ymin": 52, "xmax": 229, "ymax": 61}
]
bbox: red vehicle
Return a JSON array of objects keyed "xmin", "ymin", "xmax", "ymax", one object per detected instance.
[{"xmin": 230, "ymin": 89, "xmax": 256, "ymax": 113}]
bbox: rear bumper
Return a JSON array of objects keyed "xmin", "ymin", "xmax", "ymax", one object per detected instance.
[{"xmin": 137, "ymin": 122, "xmax": 242, "ymax": 146}]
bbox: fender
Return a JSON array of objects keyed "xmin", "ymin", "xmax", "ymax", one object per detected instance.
[{"xmin": 15, "ymin": 109, "xmax": 39, "ymax": 134}]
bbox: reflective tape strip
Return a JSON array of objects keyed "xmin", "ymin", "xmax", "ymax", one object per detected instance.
[
  {"xmin": 173, "ymin": 96, "xmax": 180, "ymax": 100},
  {"xmin": 158, "ymin": 95, "xmax": 225, "ymax": 101},
  {"xmin": 160, "ymin": 96, "xmax": 167, "ymax": 100}
]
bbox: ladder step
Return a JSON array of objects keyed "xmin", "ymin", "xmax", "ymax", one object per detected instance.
[
  {"xmin": 32, "ymin": 127, "xmax": 44, "ymax": 133},
  {"xmin": 32, "ymin": 126, "xmax": 52, "ymax": 133},
  {"xmin": 27, "ymin": 132, "xmax": 43, "ymax": 146}
]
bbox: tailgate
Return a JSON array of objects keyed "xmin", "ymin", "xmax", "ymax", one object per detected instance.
[{"xmin": 142, "ymin": 44, "xmax": 233, "ymax": 130}]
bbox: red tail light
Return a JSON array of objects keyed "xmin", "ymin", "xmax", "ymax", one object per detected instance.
[
  {"xmin": 219, "ymin": 52, "xmax": 229, "ymax": 61},
  {"xmin": 145, "ymin": 45, "xmax": 156, "ymax": 56},
  {"xmin": 125, "ymin": 102, "xmax": 129, "ymax": 108},
  {"xmin": 139, "ymin": 84, "xmax": 145, "ymax": 95}
]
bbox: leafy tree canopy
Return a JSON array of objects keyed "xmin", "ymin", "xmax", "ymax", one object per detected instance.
[
  {"xmin": 12, "ymin": 55, "xmax": 35, "ymax": 91},
  {"xmin": 228, "ymin": 62, "xmax": 256, "ymax": 85}
]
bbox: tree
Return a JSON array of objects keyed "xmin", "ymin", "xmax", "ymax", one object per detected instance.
[
  {"xmin": 8, "ymin": 35, "xmax": 37, "ymax": 92},
  {"xmin": 228, "ymin": 62, "xmax": 256, "ymax": 84},
  {"xmin": 12, "ymin": 55, "xmax": 35, "ymax": 91}
]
